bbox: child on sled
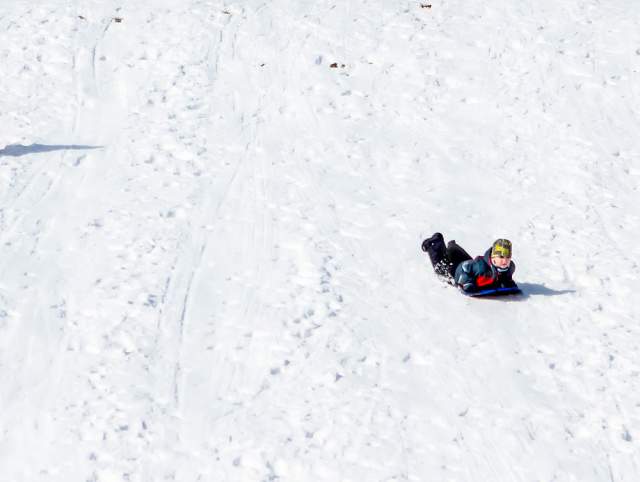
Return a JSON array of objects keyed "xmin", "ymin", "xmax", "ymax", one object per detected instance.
[{"xmin": 421, "ymin": 234, "xmax": 517, "ymax": 294}]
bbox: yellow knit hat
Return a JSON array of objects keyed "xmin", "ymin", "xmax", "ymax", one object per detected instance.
[{"xmin": 491, "ymin": 239, "xmax": 512, "ymax": 258}]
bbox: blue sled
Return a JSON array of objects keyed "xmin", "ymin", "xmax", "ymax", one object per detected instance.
[{"xmin": 463, "ymin": 286, "xmax": 522, "ymax": 297}]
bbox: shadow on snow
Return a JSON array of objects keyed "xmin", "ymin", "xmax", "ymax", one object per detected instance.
[
  {"xmin": 0, "ymin": 143, "xmax": 103, "ymax": 157},
  {"xmin": 518, "ymin": 282, "xmax": 575, "ymax": 298}
]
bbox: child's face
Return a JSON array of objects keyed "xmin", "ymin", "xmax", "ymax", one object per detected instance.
[{"xmin": 491, "ymin": 255, "xmax": 511, "ymax": 269}]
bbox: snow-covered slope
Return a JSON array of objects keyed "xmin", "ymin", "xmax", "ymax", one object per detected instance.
[{"xmin": 1, "ymin": 1, "xmax": 639, "ymax": 480}]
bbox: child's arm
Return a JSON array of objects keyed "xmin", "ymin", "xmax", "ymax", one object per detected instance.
[
  {"xmin": 498, "ymin": 262, "xmax": 517, "ymax": 288},
  {"xmin": 455, "ymin": 258, "xmax": 490, "ymax": 293}
]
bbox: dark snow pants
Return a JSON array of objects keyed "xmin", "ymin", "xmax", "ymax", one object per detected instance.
[{"xmin": 422, "ymin": 233, "xmax": 472, "ymax": 280}]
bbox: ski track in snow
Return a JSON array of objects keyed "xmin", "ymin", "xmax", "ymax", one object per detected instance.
[{"xmin": 1, "ymin": 0, "xmax": 639, "ymax": 481}]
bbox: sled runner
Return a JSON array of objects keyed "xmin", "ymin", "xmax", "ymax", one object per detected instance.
[{"xmin": 462, "ymin": 286, "xmax": 522, "ymax": 297}]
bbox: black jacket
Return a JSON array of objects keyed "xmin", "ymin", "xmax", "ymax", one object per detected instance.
[{"xmin": 454, "ymin": 248, "xmax": 516, "ymax": 292}]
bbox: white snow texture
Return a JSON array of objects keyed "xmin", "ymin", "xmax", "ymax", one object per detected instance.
[{"xmin": 1, "ymin": 1, "xmax": 639, "ymax": 481}]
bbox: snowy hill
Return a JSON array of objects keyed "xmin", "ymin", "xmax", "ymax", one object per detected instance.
[{"xmin": 1, "ymin": 1, "xmax": 639, "ymax": 481}]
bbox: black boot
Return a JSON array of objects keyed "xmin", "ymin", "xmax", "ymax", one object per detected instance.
[
  {"xmin": 421, "ymin": 233, "xmax": 454, "ymax": 282},
  {"xmin": 422, "ymin": 232, "xmax": 445, "ymax": 261}
]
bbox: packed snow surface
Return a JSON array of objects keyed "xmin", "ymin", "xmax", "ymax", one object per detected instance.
[{"xmin": 1, "ymin": 1, "xmax": 639, "ymax": 481}]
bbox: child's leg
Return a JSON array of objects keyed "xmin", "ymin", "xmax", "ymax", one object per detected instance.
[
  {"xmin": 422, "ymin": 233, "xmax": 453, "ymax": 281},
  {"xmin": 446, "ymin": 240, "xmax": 472, "ymax": 277},
  {"xmin": 422, "ymin": 232, "xmax": 446, "ymax": 267}
]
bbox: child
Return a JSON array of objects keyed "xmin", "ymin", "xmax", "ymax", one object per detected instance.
[{"xmin": 421, "ymin": 233, "xmax": 517, "ymax": 293}]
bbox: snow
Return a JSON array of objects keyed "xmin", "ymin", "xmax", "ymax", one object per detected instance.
[{"xmin": 1, "ymin": 0, "xmax": 639, "ymax": 480}]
